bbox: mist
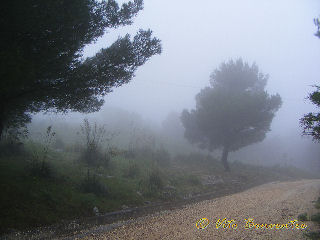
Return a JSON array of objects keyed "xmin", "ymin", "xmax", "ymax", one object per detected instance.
[
  {"xmin": 2, "ymin": 0, "xmax": 320, "ymax": 236},
  {"xmin": 32, "ymin": 0, "xmax": 320, "ymax": 170}
]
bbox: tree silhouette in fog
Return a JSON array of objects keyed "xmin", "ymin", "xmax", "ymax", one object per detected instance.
[
  {"xmin": 0, "ymin": 0, "xmax": 161, "ymax": 138},
  {"xmin": 300, "ymin": 17, "xmax": 320, "ymax": 142},
  {"xmin": 181, "ymin": 59, "xmax": 282, "ymax": 171}
]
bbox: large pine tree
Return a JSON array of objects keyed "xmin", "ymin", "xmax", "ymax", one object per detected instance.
[
  {"xmin": 0, "ymin": 0, "xmax": 161, "ymax": 138},
  {"xmin": 181, "ymin": 59, "xmax": 282, "ymax": 171}
]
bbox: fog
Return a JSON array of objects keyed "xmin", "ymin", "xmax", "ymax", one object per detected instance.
[
  {"xmin": 35, "ymin": 0, "xmax": 320, "ymax": 170},
  {"xmin": 3, "ymin": 1, "xmax": 320, "ymax": 235}
]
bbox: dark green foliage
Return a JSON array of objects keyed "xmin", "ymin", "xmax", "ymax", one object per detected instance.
[
  {"xmin": 187, "ymin": 175, "xmax": 201, "ymax": 185},
  {"xmin": 0, "ymin": 126, "xmax": 28, "ymax": 156},
  {"xmin": 27, "ymin": 126, "xmax": 56, "ymax": 179},
  {"xmin": 80, "ymin": 146, "xmax": 109, "ymax": 167},
  {"xmin": 300, "ymin": 18, "xmax": 320, "ymax": 142},
  {"xmin": 300, "ymin": 85, "xmax": 320, "ymax": 142},
  {"xmin": 298, "ymin": 212, "xmax": 308, "ymax": 221},
  {"xmin": 148, "ymin": 169, "xmax": 164, "ymax": 191},
  {"xmin": 27, "ymin": 158, "xmax": 55, "ymax": 179},
  {"xmin": 81, "ymin": 169, "xmax": 108, "ymax": 196},
  {"xmin": 303, "ymin": 195, "xmax": 320, "ymax": 240},
  {"xmin": 79, "ymin": 119, "xmax": 113, "ymax": 167},
  {"xmin": 0, "ymin": 0, "xmax": 161, "ymax": 137},
  {"xmin": 0, "ymin": 145, "xmax": 315, "ymax": 232},
  {"xmin": 311, "ymin": 213, "xmax": 320, "ymax": 223},
  {"xmin": 181, "ymin": 59, "xmax": 282, "ymax": 171},
  {"xmin": 140, "ymin": 169, "xmax": 164, "ymax": 196},
  {"xmin": 0, "ymin": 140, "xmax": 24, "ymax": 157},
  {"xmin": 304, "ymin": 231, "xmax": 320, "ymax": 240}
]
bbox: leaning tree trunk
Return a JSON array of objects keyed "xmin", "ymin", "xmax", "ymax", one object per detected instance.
[{"xmin": 221, "ymin": 145, "xmax": 230, "ymax": 171}]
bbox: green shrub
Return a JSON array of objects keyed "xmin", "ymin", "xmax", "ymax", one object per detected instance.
[
  {"xmin": 187, "ymin": 175, "xmax": 201, "ymax": 185},
  {"xmin": 138, "ymin": 169, "xmax": 165, "ymax": 197},
  {"xmin": 80, "ymin": 144, "xmax": 110, "ymax": 167},
  {"xmin": 147, "ymin": 169, "xmax": 164, "ymax": 192},
  {"xmin": 304, "ymin": 231, "xmax": 320, "ymax": 240},
  {"xmin": 0, "ymin": 140, "xmax": 24, "ymax": 157},
  {"xmin": 27, "ymin": 158, "xmax": 55, "ymax": 179},
  {"xmin": 298, "ymin": 212, "xmax": 308, "ymax": 221},
  {"xmin": 80, "ymin": 170, "xmax": 108, "ymax": 196},
  {"xmin": 79, "ymin": 119, "xmax": 116, "ymax": 168},
  {"xmin": 311, "ymin": 213, "xmax": 320, "ymax": 223}
]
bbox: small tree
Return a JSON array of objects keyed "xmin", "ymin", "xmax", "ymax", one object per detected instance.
[
  {"xmin": 181, "ymin": 59, "xmax": 282, "ymax": 171},
  {"xmin": 80, "ymin": 119, "xmax": 116, "ymax": 167}
]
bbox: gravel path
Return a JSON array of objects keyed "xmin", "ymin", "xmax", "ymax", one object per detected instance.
[{"xmin": 79, "ymin": 179, "xmax": 320, "ymax": 240}]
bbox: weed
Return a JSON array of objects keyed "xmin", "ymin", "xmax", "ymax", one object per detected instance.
[
  {"xmin": 28, "ymin": 126, "xmax": 56, "ymax": 179},
  {"xmin": 79, "ymin": 119, "xmax": 117, "ymax": 167}
]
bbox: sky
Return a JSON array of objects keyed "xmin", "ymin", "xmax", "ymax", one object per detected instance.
[
  {"xmin": 40, "ymin": 0, "xmax": 320, "ymax": 165},
  {"xmin": 83, "ymin": 0, "xmax": 320, "ymax": 128}
]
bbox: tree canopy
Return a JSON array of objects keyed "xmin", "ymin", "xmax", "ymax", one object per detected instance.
[
  {"xmin": 300, "ymin": 19, "xmax": 320, "ymax": 142},
  {"xmin": 181, "ymin": 59, "xmax": 282, "ymax": 171},
  {"xmin": 300, "ymin": 86, "xmax": 320, "ymax": 141},
  {"xmin": 0, "ymin": 0, "xmax": 161, "ymax": 137},
  {"xmin": 299, "ymin": 17, "xmax": 320, "ymax": 142}
]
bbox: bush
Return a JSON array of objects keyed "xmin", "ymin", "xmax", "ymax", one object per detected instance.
[
  {"xmin": 139, "ymin": 169, "xmax": 165, "ymax": 197},
  {"xmin": 0, "ymin": 140, "xmax": 24, "ymax": 157},
  {"xmin": 147, "ymin": 169, "xmax": 164, "ymax": 192},
  {"xmin": 27, "ymin": 158, "xmax": 55, "ymax": 179},
  {"xmin": 79, "ymin": 119, "xmax": 116, "ymax": 168},
  {"xmin": 0, "ymin": 126, "xmax": 28, "ymax": 157},
  {"xmin": 80, "ymin": 144, "xmax": 110, "ymax": 167},
  {"xmin": 80, "ymin": 169, "xmax": 108, "ymax": 196},
  {"xmin": 311, "ymin": 213, "xmax": 320, "ymax": 223},
  {"xmin": 304, "ymin": 231, "xmax": 320, "ymax": 240},
  {"xmin": 187, "ymin": 175, "xmax": 201, "ymax": 185},
  {"xmin": 298, "ymin": 213, "xmax": 308, "ymax": 221}
]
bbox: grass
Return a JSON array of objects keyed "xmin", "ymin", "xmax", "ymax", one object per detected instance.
[{"xmin": 0, "ymin": 141, "xmax": 317, "ymax": 233}]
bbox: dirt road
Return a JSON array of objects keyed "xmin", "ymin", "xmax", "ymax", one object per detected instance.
[{"xmin": 79, "ymin": 179, "xmax": 320, "ymax": 240}]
